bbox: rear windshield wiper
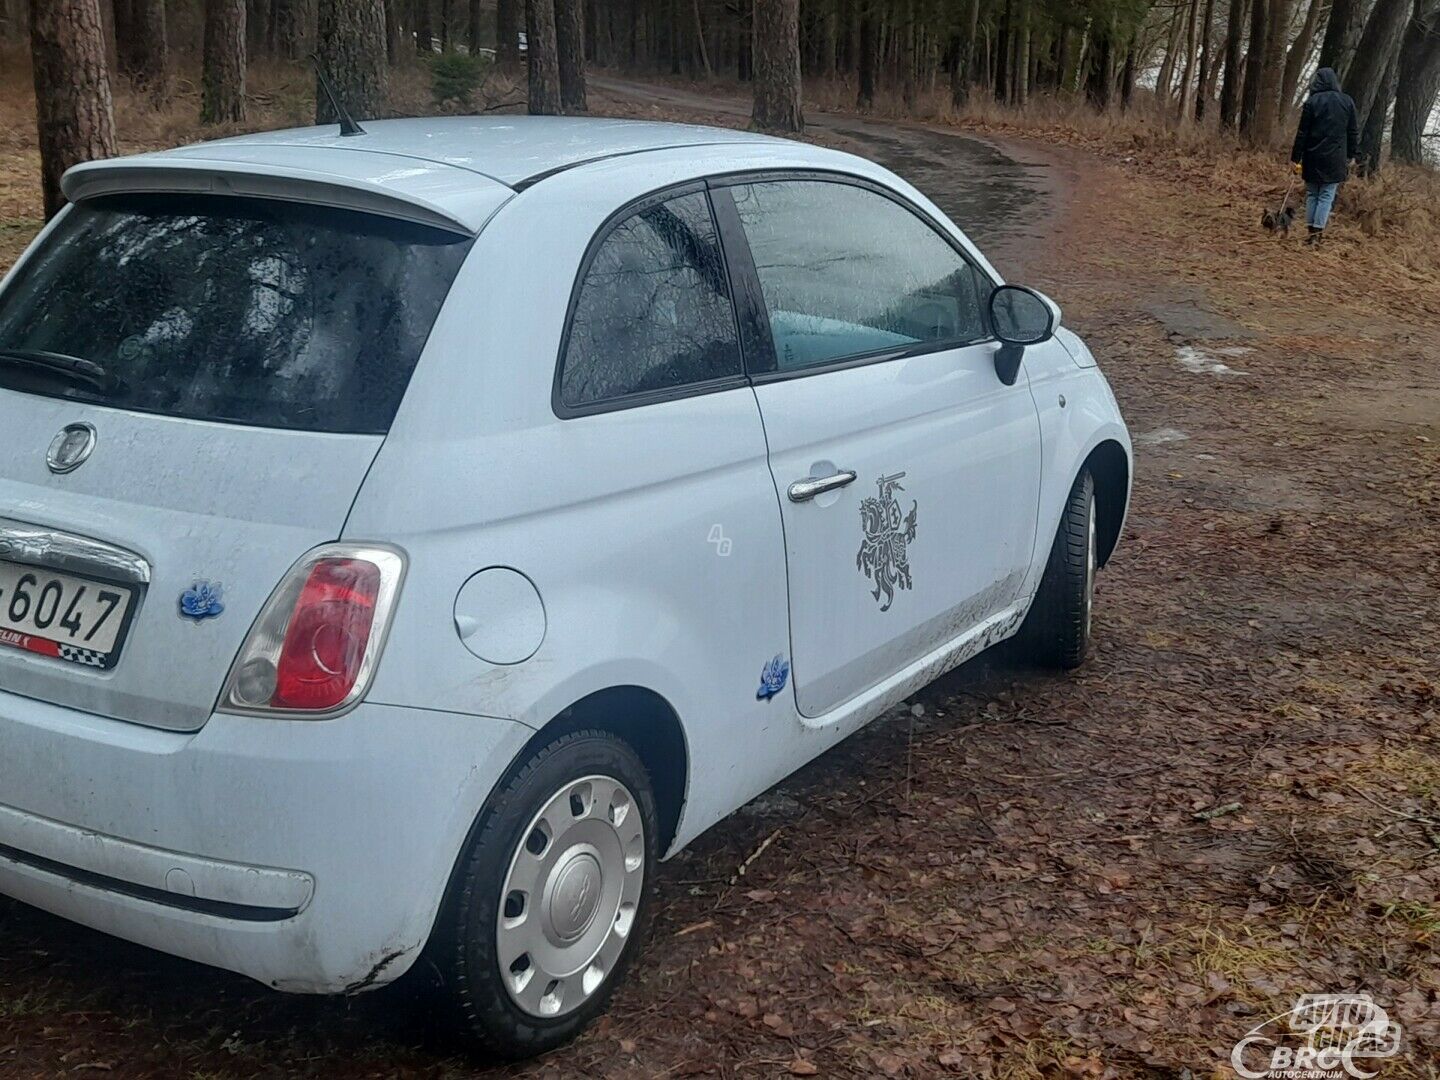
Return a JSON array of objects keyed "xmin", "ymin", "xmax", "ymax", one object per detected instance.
[{"xmin": 0, "ymin": 348, "xmax": 124, "ymax": 396}]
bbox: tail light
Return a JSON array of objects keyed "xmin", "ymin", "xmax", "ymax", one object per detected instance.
[{"xmin": 219, "ymin": 544, "xmax": 405, "ymax": 718}]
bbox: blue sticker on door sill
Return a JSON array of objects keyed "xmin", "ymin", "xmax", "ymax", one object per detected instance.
[
  {"xmin": 179, "ymin": 581, "xmax": 225, "ymax": 622},
  {"xmin": 756, "ymin": 655, "xmax": 790, "ymax": 701}
]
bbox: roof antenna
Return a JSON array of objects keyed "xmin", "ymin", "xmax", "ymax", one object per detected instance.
[{"xmin": 309, "ymin": 54, "xmax": 367, "ymax": 138}]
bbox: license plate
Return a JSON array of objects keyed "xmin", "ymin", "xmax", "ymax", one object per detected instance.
[{"xmin": 0, "ymin": 560, "xmax": 137, "ymax": 670}]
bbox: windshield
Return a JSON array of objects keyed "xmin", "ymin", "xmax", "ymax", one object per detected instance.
[{"xmin": 0, "ymin": 193, "xmax": 472, "ymax": 434}]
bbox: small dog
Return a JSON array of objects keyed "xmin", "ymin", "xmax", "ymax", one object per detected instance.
[{"xmin": 1261, "ymin": 205, "xmax": 1296, "ymax": 237}]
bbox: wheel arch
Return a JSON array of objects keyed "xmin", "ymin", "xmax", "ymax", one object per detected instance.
[
  {"xmin": 1084, "ymin": 439, "xmax": 1130, "ymax": 567},
  {"xmin": 517, "ymin": 685, "xmax": 690, "ymax": 857}
]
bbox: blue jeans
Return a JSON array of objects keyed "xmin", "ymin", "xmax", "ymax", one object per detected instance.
[{"xmin": 1306, "ymin": 182, "xmax": 1339, "ymax": 229}]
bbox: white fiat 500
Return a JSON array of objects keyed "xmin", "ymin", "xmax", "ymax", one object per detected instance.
[{"xmin": 0, "ymin": 117, "xmax": 1129, "ymax": 1057}]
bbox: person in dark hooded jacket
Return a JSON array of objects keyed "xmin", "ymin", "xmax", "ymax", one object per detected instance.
[{"xmin": 1290, "ymin": 67, "xmax": 1359, "ymax": 246}]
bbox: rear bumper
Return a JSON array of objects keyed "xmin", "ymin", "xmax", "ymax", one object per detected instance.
[{"xmin": 0, "ymin": 690, "xmax": 531, "ymax": 992}]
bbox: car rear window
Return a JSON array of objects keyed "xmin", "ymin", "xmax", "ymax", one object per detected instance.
[{"xmin": 0, "ymin": 193, "xmax": 473, "ymax": 434}]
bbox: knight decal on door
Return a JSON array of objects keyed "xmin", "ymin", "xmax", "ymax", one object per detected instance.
[{"xmin": 856, "ymin": 472, "xmax": 919, "ymax": 612}]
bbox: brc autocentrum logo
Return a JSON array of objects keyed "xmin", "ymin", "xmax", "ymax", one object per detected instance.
[{"xmin": 1230, "ymin": 994, "xmax": 1402, "ymax": 1079}]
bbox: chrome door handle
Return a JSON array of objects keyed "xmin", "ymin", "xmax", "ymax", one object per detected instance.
[{"xmin": 788, "ymin": 470, "xmax": 858, "ymax": 503}]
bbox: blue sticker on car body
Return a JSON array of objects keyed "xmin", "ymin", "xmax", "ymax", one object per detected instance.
[
  {"xmin": 179, "ymin": 581, "xmax": 225, "ymax": 621},
  {"xmin": 756, "ymin": 655, "xmax": 790, "ymax": 701}
]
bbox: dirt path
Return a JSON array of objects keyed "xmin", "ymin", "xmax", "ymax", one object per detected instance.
[{"xmin": 1, "ymin": 84, "xmax": 1438, "ymax": 1079}]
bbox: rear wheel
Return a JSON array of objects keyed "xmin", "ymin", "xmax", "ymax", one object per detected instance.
[
  {"xmin": 429, "ymin": 730, "xmax": 657, "ymax": 1059},
  {"xmin": 1021, "ymin": 469, "xmax": 1096, "ymax": 669}
]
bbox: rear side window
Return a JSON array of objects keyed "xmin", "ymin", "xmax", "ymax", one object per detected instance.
[
  {"xmin": 0, "ymin": 194, "xmax": 472, "ymax": 434},
  {"xmin": 728, "ymin": 179, "xmax": 991, "ymax": 373},
  {"xmin": 558, "ymin": 189, "xmax": 742, "ymax": 411}
]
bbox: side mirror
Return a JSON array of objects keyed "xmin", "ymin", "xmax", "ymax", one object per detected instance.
[{"xmin": 988, "ymin": 284, "xmax": 1057, "ymax": 386}]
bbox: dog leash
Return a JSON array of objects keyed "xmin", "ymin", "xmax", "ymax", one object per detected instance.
[{"xmin": 1279, "ymin": 173, "xmax": 1297, "ymax": 214}]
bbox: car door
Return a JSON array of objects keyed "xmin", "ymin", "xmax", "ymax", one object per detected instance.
[{"xmin": 713, "ymin": 176, "xmax": 1043, "ymax": 719}]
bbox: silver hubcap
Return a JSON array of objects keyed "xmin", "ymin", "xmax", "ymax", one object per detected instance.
[
  {"xmin": 1084, "ymin": 494, "xmax": 1097, "ymax": 640},
  {"xmin": 497, "ymin": 775, "xmax": 645, "ymax": 1018}
]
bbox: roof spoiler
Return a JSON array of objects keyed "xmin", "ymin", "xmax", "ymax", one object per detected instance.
[{"xmin": 61, "ymin": 158, "xmax": 477, "ymax": 236}]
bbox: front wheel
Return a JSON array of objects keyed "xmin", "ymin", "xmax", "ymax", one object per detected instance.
[
  {"xmin": 428, "ymin": 730, "xmax": 657, "ymax": 1059},
  {"xmin": 1020, "ymin": 469, "xmax": 1097, "ymax": 668}
]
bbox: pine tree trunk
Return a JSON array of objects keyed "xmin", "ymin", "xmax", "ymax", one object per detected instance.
[
  {"xmin": 201, "ymin": 0, "xmax": 246, "ymax": 124},
  {"xmin": 1013, "ymin": 0, "xmax": 1029, "ymax": 106},
  {"xmin": 414, "ymin": 0, "xmax": 433, "ymax": 52},
  {"xmin": 248, "ymin": 0, "xmax": 271, "ymax": 55},
  {"xmin": 554, "ymin": 0, "xmax": 586, "ymax": 110},
  {"xmin": 388, "ymin": 0, "xmax": 406, "ymax": 62},
  {"xmin": 692, "ymin": 0, "xmax": 712, "ymax": 76},
  {"xmin": 315, "ymin": 0, "xmax": 387, "ymax": 123},
  {"xmin": 752, "ymin": 0, "xmax": 801, "ymax": 131},
  {"xmin": 994, "ymin": 0, "xmax": 1010, "ymax": 100},
  {"xmin": 1218, "ymin": 0, "xmax": 1246, "ymax": 126},
  {"xmin": 271, "ymin": 0, "xmax": 303, "ymax": 58},
  {"xmin": 1391, "ymin": 0, "xmax": 1440, "ymax": 163},
  {"xmin": 857, "ymin": 3, "xmax": 876, "ymax": 106},
  {"xmin": 30, "ymin": 0, "xmax": 116, "ymax": 219},
  {"xmin": 1238, "ymin": 0, "xmax": 1267, "ymax": 138},
  {"xmin": 125, "ymin": 0, "xmax": 168, "ymax": 99},
  {"xmin": 950, "ymin": 0, "xmax": 977, "ymax": 107},
  {"xmin": 527, "ymin": 0, "xmax": 562, "ymax": 113},
  {"xmin": 900, "ymin": 0, "xmax": 916, "ymax": 108},
  {"xmin": 495, "ymin": 0, "xmax": 518, "ymax": 64}
]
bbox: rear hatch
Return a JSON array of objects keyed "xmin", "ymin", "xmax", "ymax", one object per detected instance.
[{"xmin": 0, "ymin": 189, "xmax": 474, "ymax": 731}]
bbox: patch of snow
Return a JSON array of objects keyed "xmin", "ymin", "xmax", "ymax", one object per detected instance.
[
  {"xmin": 1175, "ymin": 344, "xmax": 1252, "ymax": 376},
  {"xmin": 1135, "ymin": 427, "xmax": 1190, "ymax": 446}
]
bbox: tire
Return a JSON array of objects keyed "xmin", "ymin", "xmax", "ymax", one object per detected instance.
[
  {"xmin": 1021, "ymin": 469, "xmax": 1097, "ymax": 669},
  {"xmin": 427, "ymin": 729, "xmax": 658, "ymax": 1060}
]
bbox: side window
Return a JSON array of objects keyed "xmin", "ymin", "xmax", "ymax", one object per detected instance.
[
  {"xmin": 729, "ymin": 179, "xmax": 991, "ymax": 373},
  {"xmin": 559, "ymin": 190, "xmax": 743, "ymax": 410}
]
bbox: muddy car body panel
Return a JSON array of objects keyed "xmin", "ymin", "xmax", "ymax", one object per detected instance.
[{"xmin": 0, "ymin": 119, "xmax": 1130, "ymax": 1004}]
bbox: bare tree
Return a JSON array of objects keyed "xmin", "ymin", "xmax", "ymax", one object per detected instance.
[
  {"xmin": 1217, "ymin": 0, "xmax": 1247, "ymax": 127},
  {"xmin": 1177, "ymin": 0, "xmax": 1201, "ymax": 120},
  {"xmin": 527, "ymin": 0, "xmax": 562, "ymax": 114},
  {"xmin": 1279, "ymin": 0, "xmax": 1323, "ymax": 114},
  {"xmin": 1359, "ymin": 50, "xmax": 1399, "ymax": 171},
  {"xmin": 1391, "ymin": 0, "xmax": 1440, "ymax": 163},
  {"xmin": 201, "ymin": 0, "xmax": 246, "ymax": 124},
  {"xmin": 752, "ymin": 0, "xmax": 802, "ymax": 131},
  {"xmin": 1345, "ymin": 0, "xmax": 1412, "ymax": 130},
  {"xmin": 315, "ymin": 0, "xmax": 388, "ymax": 123},
  {"xmin": 1239, "ymin": 0, "xmax": 1268, "ymax": 138},
  {"xmin": 1194, "ymin": 0, "xmax": 1217, "ymax": 118},
  {"xmin": 1317, "ymin": 0, "xmax": 1358, "ymax": 71},
  {"xmin": 1251, "ymin": 0, "xmax": 1292, "ymax": 142},
  {"xmin": 555, "ymin": 0, "xmax": 587, "ymax": 111},
  {"xmin": 30, "ymin": 0, "xmax": 116, "ymax": 219}
]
